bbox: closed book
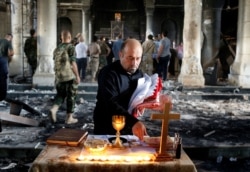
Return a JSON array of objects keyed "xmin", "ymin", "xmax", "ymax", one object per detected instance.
[{"xmin": 46, "ymin": 128, "xmax": 88, "ymax": 146}]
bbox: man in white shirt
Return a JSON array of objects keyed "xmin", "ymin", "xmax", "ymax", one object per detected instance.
[{"xmin": 75, "ymin": 34, "xmax": 88, "ymax": 82}]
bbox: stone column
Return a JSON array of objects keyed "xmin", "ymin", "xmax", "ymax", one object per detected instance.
[
  {"xmin": 201, "ymin": 1, "xmax": 224, "ymax": 69},
  {"xmin": 89, "ymin": 18, "xmax": 93, "ymax": 43},
  {"xmin": 178, "ymin": 0, "xmax": 205, "ymax": 86},
  {"xmin": 145, "ymin": 7, "xmax": 154, "ymax": 39},
  {"xmin": 82, "ymin": 7, "xmax": 90, "ymax": 44},
  {"xmin": 33, "ymin": 0, "xmax": 57, "ymax": 86},
  {"xmin": 144, "ymin": 0, "xmax": 154, "ymax": 40},
  {"xmin": 228, "ymin": 0, "xmax": 250, "ymax": 88},
  {"xmin": 9, "ymin": 0, "xmax": 23, "ymax": 76},
  {"xmin": 22, "ymin": 0, "xmax": 33, "ymax": 36}
]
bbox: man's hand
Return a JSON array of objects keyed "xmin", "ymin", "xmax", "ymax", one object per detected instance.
[
  {"xmin": 75, "ymin": 75, "xmax": 81, "ymax": 84},
  {"xmin": 156, "ymin": 57, "xmax": 159, "ymax": 63},
  {"xmin": 8, "ymin": 49, "xmax": 14, "ymax": 63},
  {"xmin": 132, "ymin": 121, "xmax": 148, "ymax": 140}
]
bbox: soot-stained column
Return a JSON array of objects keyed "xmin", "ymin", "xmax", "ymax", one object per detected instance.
[{"xmin": 178, "ymin": 0, "xmax": 205, "ymax": 86}]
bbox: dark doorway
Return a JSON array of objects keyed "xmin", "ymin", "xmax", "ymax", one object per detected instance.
[{"xmin": 57, "ymin": 17, "xmax": 72, "ymax": 44}]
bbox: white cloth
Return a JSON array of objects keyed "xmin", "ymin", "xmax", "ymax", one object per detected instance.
[
  {"xmin": 128, "ymin": 73, "xmax": 159, "ymax": 114},
  {"xmin": 75, "ymin": 42, "xmax": 88, "ymax": 59}
]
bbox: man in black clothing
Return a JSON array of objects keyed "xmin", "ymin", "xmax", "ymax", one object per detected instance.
[
  {"xmin": 24, "ymin": 29, "xmax": 37, "ymax": 77},
  {"xmin": 0, "ymin": 33, "xmax": 14, "ymax": 101},
  {"xmin": 93, "ymin": 38, "xmax": 148, "ymax": 140},
  {"xmin": 105, "ymin": 37, "xmax": 114, "ymax": 65}
]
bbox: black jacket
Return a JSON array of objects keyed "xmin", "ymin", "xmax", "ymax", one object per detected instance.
[{"xmin": 93, "ymin": 60, "xmax": 143, "ymax": 135}]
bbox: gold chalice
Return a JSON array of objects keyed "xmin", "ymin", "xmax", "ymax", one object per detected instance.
[{"xmin": 112, "ymin": 115, "xmax": 125, "ymax": 148}]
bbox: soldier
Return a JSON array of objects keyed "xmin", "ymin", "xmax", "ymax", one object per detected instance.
[
  {"xmin": 24, "ymin": 29, "xmax": 37, "ymax": 77},
  {"xmin": 97, "ymin": 36, "xmax": 111, "ymax": 76},
  {"xmin": 87, "ymin": 35, "xmax": 101, "ymax": 82},
  {"xmin": 49, "ymin": 30, "xmax": 80, "ymax": 124},
  {"xmin": 141, "ymin": 34, "xmax": 156, "ymax": 75}
]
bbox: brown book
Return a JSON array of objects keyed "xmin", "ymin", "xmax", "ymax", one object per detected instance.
[{"xmin": 46, "ymin": 128, "xmax": 88, "ymax": 147}]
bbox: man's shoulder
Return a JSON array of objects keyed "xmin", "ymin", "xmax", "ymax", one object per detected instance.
[
  {"xmin": 54, "ymin": 43, "xmax": 72, "ymax": 52},
  {"xmin": 161, "ymin": 37, "xmax": 170, "ymax": 44},
  {"xmin": 30, "ymin": 37, "xmax": 37, "ymax": 41},
  {"xmin": 25, "ymin": 37, "xmax": 34, "ymax": 43},
  {"xmin": 100, "ymin": 61, "xmax": 118, "ymax": 73},
  {"xmin": 163, "ymin": 37, "xmax": 170, "ymax": 42},
  {"xmin": 56, "ymin": 43, "xmax": 65, "ymax": 49},
  {"xmin": 0, "ymin": 39, "xmax": 8, "ymax": 44},
  {"xmin": 79, "ymin": 42, "xmax": 86, "ymax": 45},
  {"xmin": 81, "ymin": 42, "xmax": 87, "ymax": 47},
  {"xmin": 75, "ymin": 42, "xmax": 82, "ymax": 48},
  {"xmin": 60, "ymin": 43, "xmax": 74, "ymax": 48},
  {"xmin": 113, "ymin": 40, "xmax": 122, "ymax": 47},
  {"xmin": 25, "ymin": 37, "xmax": 31, "ymax": 41},
  {"xmin": 96, "ymin": 43, "xmax": 101, "ymax": 48},
  {"xmin": 103, "ymin": 42, "xmax": 109, "ymax": 47}
]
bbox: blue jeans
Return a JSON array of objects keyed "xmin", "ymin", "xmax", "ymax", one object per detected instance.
[
  {"xmin": 0, "ymin": 57, "xmax": 8, "ymax": 101},
  {"xmin": 157, "ymin": 55, "xmax": 171, "ymax": 81},
  {"xmin": 76, "ymin": 58, "xmax": 87, "ymax": 80}
]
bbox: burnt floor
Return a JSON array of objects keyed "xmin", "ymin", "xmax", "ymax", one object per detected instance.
[{"xmin": 1, "ymin": 80, "xmax": 250, "ymax": 171}]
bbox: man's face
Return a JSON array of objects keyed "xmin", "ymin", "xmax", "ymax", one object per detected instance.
[
  {"xmin": 119, "ymin": 41, "xmax": 142, "ymax": 74},
  {"xmin": 6, "ymin": 35, "xmax": 13, "ymax": 42}
]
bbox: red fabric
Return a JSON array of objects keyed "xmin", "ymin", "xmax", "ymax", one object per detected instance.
[
  {"xmin": 132, "ymin": 77, "xmax": 172, "ymax": 117},
  {"xmin": 143, "ymin": 77, "xmax": 163, "ymax": 101}
]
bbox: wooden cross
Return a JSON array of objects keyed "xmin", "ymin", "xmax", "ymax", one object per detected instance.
[{"xmin": 151, "ymin": 103, "xmax": 180, "ymax": 160}]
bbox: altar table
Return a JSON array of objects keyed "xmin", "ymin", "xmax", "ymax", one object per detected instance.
[{"xmin": 29, "ymin": 135, "xmax": 197, "ymax": 172}]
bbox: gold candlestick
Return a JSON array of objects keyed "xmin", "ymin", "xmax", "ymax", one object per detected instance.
[{"xmin": 112, "ymin": 115, "xmax": 125, "ymax": 148}]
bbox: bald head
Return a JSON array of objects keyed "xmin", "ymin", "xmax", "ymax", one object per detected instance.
[
  {"xmin": 119, "ymin": 39, "xmax": 142, "ymax": 74},
  {"xmin": 61, "ymin": 30, "xmax": 72, "ymax": 43},
  {"xmin": 120, "ymin": 39, "xmax": 141, "ymax": 53}
]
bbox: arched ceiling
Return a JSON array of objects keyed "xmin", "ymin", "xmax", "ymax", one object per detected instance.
[{"xmin": 92, "ymin": 0, "xmax": 144, "ymax": 12}]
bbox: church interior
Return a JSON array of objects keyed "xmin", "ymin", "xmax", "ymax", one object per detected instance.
[
  {"xmin": 0, "ymin": 0, "xmax": 240, "ymax": 85},
  {"xmin": 1, "ymin": 0, "xmax": 250, "ymax": 172}
]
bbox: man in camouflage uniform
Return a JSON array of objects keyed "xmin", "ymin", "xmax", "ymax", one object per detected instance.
[
  {"xmin": 88, "ymin": 35, "xmax": 101, "ymax": 82},
  {"xmin": 49, "ymin": 30, "xmax": 80, "ymax": 124},
  {"xmin": 97, "ymin": 36, "xmax": 110, "ymax": 69},
  {"xmin": 96, "ymin": 36, "xmax": 111, "ymax": 79},
  {"xmin": 24, "ymin": 29, "xmax": 37, "ymax": 77},
  {"xmin": 141, "ymin": 34, "xmax": 156, "ymax": 75}
]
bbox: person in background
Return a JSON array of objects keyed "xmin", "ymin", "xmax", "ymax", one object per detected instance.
[
  {"xmin": 152, "ymin": 34, "xmax": 161, "ymax": 74},
  {"xmin": 0, "ymin": 33, "xmax": 14, "ymax": 101},
  {"xmin": 49, "ymin": 30, "xmax": 80, "ymax": 124},
  {"xmin": 105, "ymin": 37, "xmax": 114, "ymax": 65},
  {"xmin": 112, "ymin": 34, "xmax": 123, "ymax": 61},
  {"xmin": 93, "ymin": 38, "xmax": 148, "ymax": 141},
  {"xmin": 97, "ymin": 36, "xmax": 111, "ymax": 75},
  {"xmin": 72, "ymin": 33, "xmax": 81, "ymax": 46},
  {"xmin": 156, "ymin": 30, "xmax": 171, "ymax": 81},
  {"xmin": 75, "ymin": 33, "xmax": 88, "ymax": 82},
  {"xmin": 24, "ymin": 29, "xmax": 37, "ymax": 77},
  {"xmin": 88, "ymin": 35, "xmax": 101, "ymax": 82},
  {"xmin": 141, "ymin": 34, "xmax": 156, "ymax": 75},
  {"xmin": 176, "ymin": 42, "xmax": 183, "ymax": 67}
]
